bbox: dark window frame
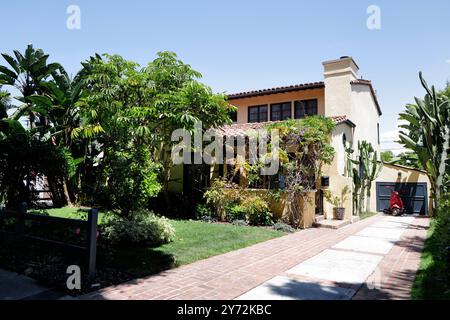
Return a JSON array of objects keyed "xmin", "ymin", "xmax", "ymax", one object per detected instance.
[
  {"xmin": 294, "ymin": 99, "xmax": 318, "ymax": 119},
  {"xmin": 270, "ymin": 102, "xmax": 292, "ymax": 121},
  {"xmin": 248, "ymin": 105, "xmax": 268, "ymax": 123}
]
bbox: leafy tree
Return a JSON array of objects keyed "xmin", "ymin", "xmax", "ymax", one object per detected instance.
[
  {"xmin": 381, "ymin": 150, "xmax": 394, "ymax": 163},
  {"xmin": 399, "ymin": 73, "xmax": 450, "ymax": 212},
  {"xmin": 77, "ymin": 52, "xmax": 233, "ymax": 208},
  {"xmin": 394, "ymin": 152, "xmax": 422, "ymax": 170},
  {"xmin": 141, "ymin": 52, "xmax": 233, "ymax": 205}
]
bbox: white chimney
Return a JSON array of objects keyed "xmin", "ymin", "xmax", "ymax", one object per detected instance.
[{"xmin": 322, "ymin": 56, "xmax": 359, "ymax": 118}]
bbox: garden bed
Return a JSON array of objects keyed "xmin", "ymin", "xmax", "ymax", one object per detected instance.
[{"xmin": 0, "ymin": 207, "xmax": 285, "ymax": 296}]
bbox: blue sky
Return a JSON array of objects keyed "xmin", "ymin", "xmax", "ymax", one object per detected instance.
[{"xmin": 2, "ymin": 0, "xmax": 450, "ymax": 151}]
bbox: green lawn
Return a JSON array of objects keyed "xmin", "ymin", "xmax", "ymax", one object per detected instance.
[{"xmin": 40, "ymin": 207, "xmax": 285, "ymax": 278}]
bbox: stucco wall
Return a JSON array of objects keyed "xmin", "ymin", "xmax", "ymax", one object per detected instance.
[
  {"xmin": 228, "ymin": 88, "xmax": 325, "ymax": 124},
  {"xmin": 320, "ymin": 123, "xmax": 354, "ymax": 220},
  {"xmin": 351, "ymin": 84, "xmax": 381, "ymax": 153}
]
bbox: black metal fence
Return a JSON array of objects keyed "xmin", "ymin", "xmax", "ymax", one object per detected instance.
[{"xmin": 0, "ymin": 203, "xmax": 98, "ymax": 278}]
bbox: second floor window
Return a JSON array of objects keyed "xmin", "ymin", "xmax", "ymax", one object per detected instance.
[
  {"xmin": 248, "ymin": 105, "xmax": 268, "ymax": 123},
  {"xmin": 295, "ymin": 99, "xmax": 318, "ymax": 119},
  {"xmin": 270, "ymin": 102, "xmax": 292, "ymax": 121}
]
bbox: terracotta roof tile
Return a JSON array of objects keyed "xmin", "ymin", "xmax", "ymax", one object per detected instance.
[
  {"xmin": 215, "ymin": 116, "xmax": 349, "ymax": 137},
  {"xmin": 227, "ymin": 82, "xmax": 325, "ymax": 100}
]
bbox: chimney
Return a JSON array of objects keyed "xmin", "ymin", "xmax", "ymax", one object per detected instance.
[
  {"xmin": 323, "ymin": 56, "xmax": 359, "ymax": 81},
  {"xmin": 322, "ymin": 56, "xmax": 359, "ymax": 118}
]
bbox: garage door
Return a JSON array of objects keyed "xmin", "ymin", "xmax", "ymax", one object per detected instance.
[{"xmin": 376, "ymin": 182, "xmax": 428, "ymax": 215}]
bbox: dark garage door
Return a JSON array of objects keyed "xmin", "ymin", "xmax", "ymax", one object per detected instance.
[{"xmin": 376, "ymin": 182, "xmax": 428, "ymax": 215}]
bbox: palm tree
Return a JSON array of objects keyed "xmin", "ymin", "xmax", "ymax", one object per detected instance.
[{"xmin": 0, "ymin": 44, "xmax": 61, "ymax": 129}]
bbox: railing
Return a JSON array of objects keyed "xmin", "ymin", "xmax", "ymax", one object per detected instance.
[{"xmin": 0, "ymin": 203, "xmax": 98, "ymax": 278}]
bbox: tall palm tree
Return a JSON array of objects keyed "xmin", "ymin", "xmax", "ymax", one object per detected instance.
[{"xmin": 0, "ymin": 44, "xmax": 61, "ymax": 129}]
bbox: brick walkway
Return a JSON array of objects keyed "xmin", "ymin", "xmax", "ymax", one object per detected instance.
[
  {"xmin": 353, "ymin": 217, "xmax": 430, "ymax": 300},
  {"xmin": 82, "ymin": 214, "xmax": 429, "ymax": 300}
]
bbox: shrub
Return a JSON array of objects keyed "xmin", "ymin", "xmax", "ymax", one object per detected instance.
[
  {"xmin": 412, "ymin": 194, "xmax": 450, "ymax": 299},
  {"xmin": 227, "ymin": 204, "xmax": 246, "ymax": 222},
  {"xmin": 195, "ymin": 203, "xmax": 215, "ymax": 219},
  {"xmin": 101, "ymin": 209, "xmax": 175, "ymax": 246},
  {"xmin": 98, "ymin": 147, "xmax": 161, "ymax": 216},
  {"xmin": 241, "ymin": 196, "xmax": 273, "ymax": 226},
  {"xmin": 272, "ymin": 222, "xmax": 295, "ymax": 233},
  {"xmin": 204, "ymin": 179, "xmax": 241, "ymax": 221}
]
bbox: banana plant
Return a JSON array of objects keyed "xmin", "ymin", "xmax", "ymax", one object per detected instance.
[
  {"xmin": 399, "ymin": 73, "xmax": 450, "ymax": 213},
  {"xmin": 0, "ymin": 44, "xmax": 61, "ymax": 129}
]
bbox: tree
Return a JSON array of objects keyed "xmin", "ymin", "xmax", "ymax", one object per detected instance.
[
  {"xmin": 141, "ymin": 52, "xmax": 233, "ymax": 206},
  {"xmin": 399, "ymin": 73, "xmax": 450, "ymax": 213},
  {"xmin": 0, "ymin": 44, "xmax": 61, "ymax": 129},
  {"xmin": 394, "ymin": 152, "xmax": 422, "ymax": 170},
  {"xmin": 381, "ymin": 150, "xmax": 394, "ymax": 163},
  {"xmin": 0, "ymin": 86, "xmax": 11, "ymax": 119}
]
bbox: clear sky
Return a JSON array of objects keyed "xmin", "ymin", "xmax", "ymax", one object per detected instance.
[{"xmin": 2, "ymin": 0, "xmax": 450, "ymax": 152}]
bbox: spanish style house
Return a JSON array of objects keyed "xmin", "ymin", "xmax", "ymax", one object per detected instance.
[{"xmin": 172, "ymin": 56, "xmax": 431, "ymax": 224}]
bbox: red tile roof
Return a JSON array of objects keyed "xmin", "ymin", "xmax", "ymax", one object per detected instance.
[
  {"xmin": 215, "ymin": 116, "xmax": 351, "ymax": 137},
  {"xmin": 227, "ymin": 79, "xmax": 382, "ymax": 115},
  {"xmin": 227, "ymin": 82, "xmax": 325, "ymax": 100}
]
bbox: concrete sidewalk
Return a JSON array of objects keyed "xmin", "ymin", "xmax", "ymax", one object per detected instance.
[
  {"xmin": 82, "ymin": 214, "xmax": 429, "ymax": 300},
  {"xmin": 0, "ymin": 268, "xmax": 64, "ymax": 300}
]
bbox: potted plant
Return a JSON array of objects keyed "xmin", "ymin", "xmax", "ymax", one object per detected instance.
[{"xmin": 324, "ymin": 186, "xmax": 350, "ymax": 220}]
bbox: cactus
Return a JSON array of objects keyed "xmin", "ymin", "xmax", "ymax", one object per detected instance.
[{"xmin": 346, "ymin": 141, "xmax": 382, "ymax": 215}]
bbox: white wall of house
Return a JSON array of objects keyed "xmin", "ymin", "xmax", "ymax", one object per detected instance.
[
  {"xmin": 323, "ymin": 57, "xmax": 381, "ymax": 153},
  {"xmin": 350, "ymin": 84, "xmax": 381, "ymax": 153}
]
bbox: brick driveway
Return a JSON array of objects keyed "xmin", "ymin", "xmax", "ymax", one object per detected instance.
[{"xmin": 82, "ymin": 214, "xmax": 429, "ymax": 300}]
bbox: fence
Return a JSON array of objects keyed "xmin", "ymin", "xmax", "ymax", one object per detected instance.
[{"xmin": 0, "ymin": 203, "xmax": 98, "ymax": 278}]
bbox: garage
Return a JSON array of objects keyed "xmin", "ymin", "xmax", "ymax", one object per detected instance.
[{"xmin": 376, "ymin": 182, "xmax": 428, "ymax": 215}]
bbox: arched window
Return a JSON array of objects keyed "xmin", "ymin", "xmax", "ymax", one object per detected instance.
[{"xmin": 343, "ymin": 133, "xmax": 347, "ymax": 147}]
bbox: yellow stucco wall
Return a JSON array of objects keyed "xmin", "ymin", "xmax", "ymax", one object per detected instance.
[{"xmin": 320, "ymin": 123, "xmax": 354, "ymax": 220}]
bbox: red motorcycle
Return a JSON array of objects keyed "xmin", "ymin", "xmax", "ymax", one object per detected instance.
[{"xmin": 387, "ymin": 191, "xmax": 405, "ymax": 216}]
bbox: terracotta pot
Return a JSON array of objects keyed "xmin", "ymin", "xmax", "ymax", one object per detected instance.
[{"xmin": 334, "ymin": 207, "xmax": 345, "ymax": 220}]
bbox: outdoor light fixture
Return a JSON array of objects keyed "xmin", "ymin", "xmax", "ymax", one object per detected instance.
[{"xmin": 321, "ymin": 176, "xmax": 330, "ymax": 188}]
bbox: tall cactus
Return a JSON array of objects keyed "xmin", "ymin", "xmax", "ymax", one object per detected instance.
[{"xmin": 346, "ymin": 141, "xmax": 382, "ymax": 215}]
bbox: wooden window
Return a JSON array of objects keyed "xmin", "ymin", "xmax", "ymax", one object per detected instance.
[
  {"xmin": 270, "ymin": 102, "xmax": 292, "ymax": 121},
  {"xmin": 248, "ymin": 105, "xmax": 268, "ymax": 123},
  {"xmin": 294, "ymin": 99, "xmax": 318, "ymax": 119}
]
